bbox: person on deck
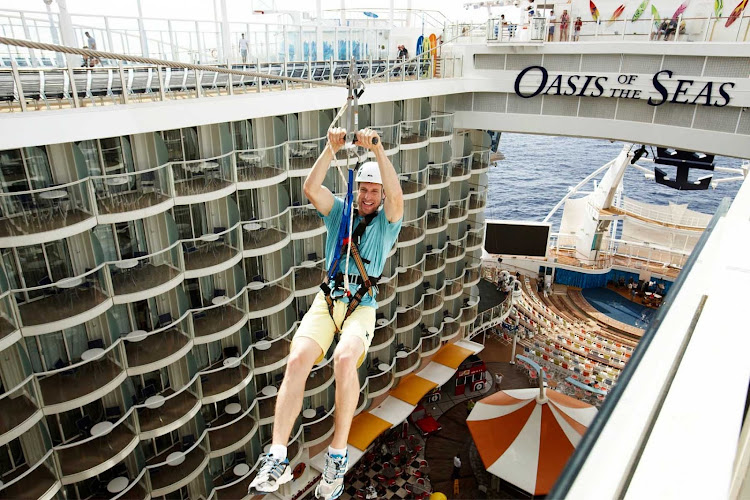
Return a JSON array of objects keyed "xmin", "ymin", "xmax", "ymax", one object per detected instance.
[
  {"xmin": 239, "ymin": 33, "xmax": 249, "ymax": 63},
  {"xmin": 249, "ymin": 128, "xmax": 403, "ymax": 499}
]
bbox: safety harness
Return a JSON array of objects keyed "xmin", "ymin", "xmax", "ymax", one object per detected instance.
[{"xmin": 319, "ymin": 59, "xmax": 380, "ymax": 333}]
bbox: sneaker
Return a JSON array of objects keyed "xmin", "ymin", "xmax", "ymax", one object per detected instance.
[
  {"xmin": 248, "ymin": 453, "xmax": 292, "ymax": 494},
  {"xmin": 315, "ymin": 451, "xmax": 348, "ymax": 499}
]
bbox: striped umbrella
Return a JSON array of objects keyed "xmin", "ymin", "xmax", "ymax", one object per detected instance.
[{"xmin": 467, "ymin": 388, "xmax": 598, "ymax": 495}]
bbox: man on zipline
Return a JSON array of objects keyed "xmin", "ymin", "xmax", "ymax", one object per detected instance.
[{"xmin": 250, "ymin": 127, "xmax": 403, "ymax": 499}]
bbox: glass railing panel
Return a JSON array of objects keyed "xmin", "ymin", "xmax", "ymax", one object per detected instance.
[
  {"xmin": 171, "ymin": 154, "xmax": 233, "ymax": 197},
  {"xmin": 397, "ymin": 214, "xmax": 426, "ymax": 246},
  {"xmin": 253, "ymin": 323, "xmax": 295, "ymax": 370},
  {"xmin": 420, "ymin": 329, "xmax": 442, "ymax": 354},
  {"xmin": 399, "ymin": 117, "xmax": 430, "ymax": 145},
  {"xmin": 290, "ymin": 204, "xmax": 324, "ymax": 235},
  {"xmin": 0, "ymin": 178, "xmax": 94, "ymax": 238},
  {"xmin": 427, "ymin": 162, "xmax": 450, "ymax": 188},
  {"xmin": 426, "ymin": 206, "xmax": 449, "ymax": 231},
  {"xmin": 465, "ymin": 266, "xmax": 481, "ymax": 284},
  {"xmin": 396, "ymin": 262, "xmax": 424, "ymax": 289},
  {"xmin": 372, "ymin": 320, "xmax": 396, "ymax": 347},
  {"xmin": 257, "ymin": 390, "xmax": 277, "ymax": 420},
  {"xmin": 442, "ymin": 317, "xmax": 460, "ymax": 339},
  {"xmin": 471, "ymin": 149, "xmax": 491, "ymax": 171},
  {"xmin": 182, "ymin": 225, "xmax": 242, "ymax": 272},
  {"xmin": 396, "ymin": 304, "xmax": 423, "ymax": 329},
  {"xmin": 468, "ymin": 186, "xmax": 488, "ymax": 211},
  {"xmin": 247, "ymin": 269, "xmax": 293, "ymax": 315},
  {"xmin": 91, "ymin": 164, "xmax": 172, "ymax": 215},
  {"xmin": 467, "ymin": 228, "xmax": 484, "ymax": 248},
  {"xmin": 366, "ymin": 366, "xmax": 394, "ymax": 394},
  {"xmin": 199, "ymin": 345, "xmax": 253, "ymax": 400},
  {"xmin": 242, "ymin": 212, "xmax": 290, "ymax": 252},
  {"xmin": 446, "ymin": 237, "xmax": 467, "ymax": 261},
  {"xmin": 124, "ymin": 314, "xmax": 191, "ymax": 371},
  {"xmin": 192, "ymin": 290, "xmax": 247, "ymax": 341},
  {"xmin": 303, "ymin": 408, "xmax": 334, "ymax": 443},
  {"xmin": 55, "ymin": 410, "xmax": 137, "ymax": 479},
  {"xmin": 399, "ymin": 167, "xmax": 427, "ymax": 197},
  {"xmin": 430, "ymin": 112, "xmax": 454, "ymax": 138},
  {"xmin": 294, "ymin": 258, "xmax": 326, "ymax": 292},
  {"xmin": 305, "ymin": 357, "xmax": 334, "ymax": 393},
  {"xmin": 424, "ymin": 250, "xmax": 446, "ymax": 273},
  {"xmin": 0, "ymin": 450, "xmax": 57, "ymax": 499},
  {"xmin": 235, "ymin": 144, "xmax": 286, "ymax": 183},
  {"xmin": 287, "ymin": 137, "xmax": 324, "ymax": 173},
  {"xmin": 14, "ymin": 265, "xmax": 110, "ymax": 328},
  {"xmin": 147, "ymin": 431, "xmax": 208, "ymax": 492},
  {"xmin": 369, "ymin": 123, "xmax": 400, "ymax": 152},
  {"xmin": 424, "ymin": 289, "xmax": 445, "ymax": 311},
  {"xmin": 207, "ymin": 401, "xmax": 257, "ymax": 452},
  {"xmin": 0, "ymin": 376, "xmax": 40, "ymax": 438},
  {"xmin": 109, "ymin": 242, "xmax": 182, "ymax": 296},
  {"xmin": 395, "ymin": 344, "xmax": 420, "ymax": 373},
  {"xmin": 0, "ymin": 292, "xmax": 19, "ymax": 342},
  {"xmin": 376, "ymin": 275, "xmax": 397, "ymax": 305},
  {"xmin": 448, "ymin": 197, "xmax": 469, "ymax": 220},
  {"xmin": 135, "ymin": 377, "xmax": 200, "ymax": 434},
  {"xmin": 450, "ymin": 155, "xmax": 472, "ymax": 178}
]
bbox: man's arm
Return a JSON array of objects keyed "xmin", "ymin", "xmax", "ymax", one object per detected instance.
[
  {"xmin": 356, "ymin": 129, "xmax": 404, "ymax": 223},
  {"xmin": 303, "ymin": 128, "xmax": 345, "ymax": 216}
]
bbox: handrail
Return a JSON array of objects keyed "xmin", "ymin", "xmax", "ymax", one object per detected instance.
[
  {"xmin": 0, "ymin": 449, "xmax": 54, "ymax": 492},
  {"xmin": 89, "ymin": 160, "xmax": 168, "ymax": 180},
  {"xmin": 146, "ymin": 428, "xmax": 209, "ymax": 469},
  {"xmin": 11, "ymin": 263, "xmax": 107, "ymax": 294},
  {"xmin": 111, "ymin": 467, "xmax": 148, "ymax": 500},
  {"xmin": 301, "ymin": 405, "xmax": 336, "ymax": 428},
  {"xmin": 198, "ymin": 343, "xmax": 253, "ymax": 376},
  {"xmin": 208, "ymin": 399, "xmax": 258, "ymax": 432},
  {"xmin": 0, "ymin": 36, "xmax": 347, "ymax": 88},
  {"xmin": 55, "ymin": 406, "xmax": 135, "ymax": 450},
  {"xmin": 0, "ymin": 175, "xmax": 89, "ymax": 197},
  {"xmin": 36, "ymin": 337, "xmax": 122, "ymax": 377},
  {"xmin": 133, "ymin": 372, "xmax": 201, "ymax": 410},
  {"xmin": 0, "ymin": 374, "xmax": 35, "ymax": 401}
]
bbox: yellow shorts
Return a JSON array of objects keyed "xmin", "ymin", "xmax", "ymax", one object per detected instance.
[{"xmin": 292, "ymin": 291, "xmax": 375, "ymax": 367}]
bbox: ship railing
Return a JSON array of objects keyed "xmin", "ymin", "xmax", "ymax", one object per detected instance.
[
  {"xmin": 617, "ymin": 198, "xmax": 710, "ymax": 229},
  {"xmin": 0, "ymin": 449, "xmax": 56, "ymax": 495},
  {"xmin": 110, "ymin": 467, "xmax": 148, "ymax": 500},
  {"xmin": 89, "ymin": 162, "xmax": 173, "ymax": 215}
]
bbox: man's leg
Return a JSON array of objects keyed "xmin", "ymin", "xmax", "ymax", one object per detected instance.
[
  {"xmin": 273, "ymin": 337, "xmax": 322, "ymax": 446},
  {"xmin": 330, "ymin": 335, "xmax": 365, "ymax": 448}
]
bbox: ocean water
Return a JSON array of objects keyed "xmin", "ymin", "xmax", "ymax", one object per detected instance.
[{"xmin": 484, "ymin": 133, "xmax": 744, "ymax": 230}]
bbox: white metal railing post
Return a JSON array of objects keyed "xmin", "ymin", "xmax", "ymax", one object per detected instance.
[
  {"xmin": 675, "ymin": 14, "xmax": 682, "ymax": 41},
  {"xmin": 156, "ymin": 66, "xmax": 166, "ymax": 101},
  {"xmin": 703, "ymin": 14, "xmax": 712, "ymax": 41},
  {"xmin": 19, "ymin": 12, "xmax": 39, "ymax": 66},
  {"xmin": 103, "ymin": 16, "xmax": 114, "ymax": 55},
  {"xmin": 9, "ymin": 59, "xmax": 27, "ymax": 112},
  {"xmin": 168, "ymin": 20, "xmax": 178, "ymax": 62},
  {"xmin": 136, "ymin": 0, "xmax": 149, "ymax": 57},
  {"xmin": 257, "ymin": 57, "xmax": 262, "ymax": 93},
  {"xmin": 195, "ymin": 21, "xmax": 203, "ymax": 63},
  {"xmin": 117, "ymin": 60, "xmax": 128, "ymax": 104}
]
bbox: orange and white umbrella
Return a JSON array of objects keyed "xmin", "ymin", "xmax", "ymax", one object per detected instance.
[{"xmin": 467, "ymin": 388, "xmax": 597, "ymax": 495}]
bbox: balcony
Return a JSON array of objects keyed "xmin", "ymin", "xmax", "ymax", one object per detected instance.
[
  {"xmin": 253, "ymin": 324, "xmax": 295, "ymax": 373},
  {"xmin": 290, "ymin": 205, "xmax": 325, "ymax": 239},
  {"xmin": 367, "ymin": 362, "xmax": 395, "ymax": 397},
  {"xmin": 468, "ymin": 187, "xmax": 487, "ymax": 213},
  {"xmin": 367, "ymin": 123, "xmax": 401, "ymax": 156},
  {"xmin": 425, "ymin": 207, "xmax": 449, "ymax": 234},
  {"xmin": 399, "ymin": 117, "xmax": 430, "ymax": 149},
  {"xmin": 446, "ymin": 237, "xmax": 467, "ymax": 263},
  {"xmin": 399, "ymin": 167, "xmax": 427, "ymax": 201},
  {"xmin": 15, "ymin": 266, "xmax": 112, "ymax": 335},
  {"xmin": 208, "ymin": 407, "xmax": 258, "ymax": 457},
  {"xmin": 0, "ymin": 376, "xmax": 42, "ymax": 445},
  {"xmin": 305, "ymin": 358, "xmax": 334, "ymax": 395},
  {"xmin": 136, "ymin": 384, "xmax": 201, "ymax": 440},
  {"xmin": 396, "ymin": 215, "xmax": 425, "ymax": 248},
  {"xmin": 38, "ymin": 343, "xmax": 125, "ymax": 414},
  {"xmin": 91, "ymin": 165, "xmax": 173, "ymax": 224},
  {"xmin": 471, "ymin": 149, "xmax": 491, "ymax": 174},
  {"xmin": 242, "ymin": 211, "xmax": 291, "ymax": 256},
  {"xmin": 395, "ymin": 345, "xmax": 421, "ymax": 376},
  {"xmin": 193, "ymin": 292, "xmax": 248, "ymax": 344},
  {"xmin": 200, "ymin": 346, "xmax": 253, "ymax": 404},
  {"xmin": 182, "ymin": 225, "xmax": 242, "ymax": 278},
  {"xmin": 466, "ymin": 228, "xmax": 484, "ymax": 250},
  {"xmin": 109, "ymin": 244, "xmax": 182, "ymax": 303},
  {"xmin": 460, "ymin": 300, "xmax": 479, "ymax": 326},
  {"xmin": 423, "ymin": 289, "xmax": 445, "ymax": 315},
  {"xmin": 0, "ymin": 451, "xmax": 60, "ymax": 499},
  {"xmin": 56, "ymin": 412, "xmax": 138, "ymax": 483},
  {"xmin": 303, "ymin": 409, "xmax": 335, "ymax": 447},
  {"xmin": 445, "ymin": 276, "xmax": 464, "ymax": 300},
  {"xmin": 427, "ymin": 162, "xmax": 450, "ymax": 190},
  {"xmin": 125, "ymin": 318, "xmax": 192, "ymax": 376},
  {"xmin": 450, "ymin": 155, "xmax": 472, "ymax": 180},
  {"xmin": 376, "ymin": 276, "xmax": 397, "ymax": 308},
  {"xmin": 235, "ymin": 144, "xmax": 287, "ymax": 189},
  {"xmin": 171, "ymin": 155, "xmax": 235, "ymax": 203},
  {"xmin": 396, "ymin": 262, "xmax": 424, "ymax": 292},
  {"xmin": 420, "ymin": 329, "xmax": 442, "ymax": 356},
  {"xmin": 0, "ymin": 293, "xmax": 20, "ymax": 352},
  {"xmin": 464, "ymin": 266, "xmax": 481, "ymax": 287},
  {"xmin": 0, "ymin": 179, "xmax": 96, "ymax": 247},
  {"xmin": 287, "ymin": 138, "xmax": 323, "ymax": 177},
  {"xmin": 447, "ymin": 198, "xmax": 469, "ymax": 223},
  {"xmin": 147, "ymin": 434, "xmax": 209, "ymax": 497},
  {"xmin": 294, "ymin": 260, "xmax": 326, "ymax": 297},
  {"xmin": 424, "ymin": 249, "xmax": 446, "ymax": 277},
  {"xmin": 371, "ymin": 319, "xmax": 396, "ymax": 351},
  {"xmin": 247, "ymin": 270, "xmax": 294, "ymax": 319},
  {"xmin": 429, "ymin": 112, "xmax": 454, "ymax": 142},
  {"xmin": 442, "ymin": 317, "xmax": 461, "ymax": 341},
  {"xmin": 396, "ymin": 302, "xmax": 423, "ymax": 332}
]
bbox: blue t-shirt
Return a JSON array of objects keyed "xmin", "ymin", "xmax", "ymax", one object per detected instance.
[{"xmin": 321, "ymin": 197, "xmax": 402, "ymax": 309}]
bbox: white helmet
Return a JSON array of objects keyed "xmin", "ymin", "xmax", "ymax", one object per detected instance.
[{"xmin": 355, "ymin": 162, "xmax": 382, "ymax": 185}]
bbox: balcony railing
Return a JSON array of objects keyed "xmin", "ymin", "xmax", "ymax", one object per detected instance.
[
  {"xmin": 124, "ymin": 314, "xmax": 192, "ymax": 375},
  {"xmin": 253, "ymin": 322, "xmax": 296, "ymax": 371},
  {"xmin": 425, "ymin": 205, "xmax": 449, "ymax": 233},
  {"xmin": 396, "ymin": 296, "xmax": 425, "ymax": 332},
  {"xmin": 396, "ymin": 213, "xmax": 426, "ymax": 248},
  {"xmin": 399, "ymin": 166, "xmax": 428, "ymax": 200},
  {"xmin": 395, "ymin": 342, "xmax": 421, "ymax": 376},
  {"xmin": 446, "ymin": 235, "xmax": 468, "ymax": 263},
  {"xmin": 171, "ymin": 153, "xmax": 234, "ymax": 198},
  {"xmin": 0, "ymin": 375, "xmax": 42, "ymax": 441},
  {"xmin": 368, "ymin": 123, "xmax": 401, "ymax": 154},
  {"xmin": 367, "ymin": 358, "xmax": 395, "ymax": 395},
  {"xmin": 0, "ymin": 178, "xmax": 95, "ymax": 242},
  {"xmin": 242, "ymin": 211, "xmax": 291, "ymax": 254},
  {"xmin": 108, "ymin": 241, "xmax": 182, "ymax": 298},
  {"xmin": 471, "ymin": 149, "xmax": 491, "ymax": 172},
  {"xmin": 423, "ymin": 285, "xmax": 445, "ymax": 314},
  {"xmin": 302, "ymin": 406, "xmax": 335, "ymax": 445},
  {"xmin": 399, "ymin": 117, "xmax": 430, "ymax": 146},
  {"xmin": 55, "ymin": 409, "xmax": 138, "ymax": 482},
  {"xmin": 0, "ymin": 292, "xmax": 20, "ymax": 350},
  {"xmin": 375, "ymin": 274, "xmax": 397, "ymax": 308},
  {"xmin": 235, "ymin": 144, "xmax": 286, "ymax": 185},
  {"xmin": 286, "ymin": 137, "xmax": 324, "ymax": 175},
  {"xmin": 420, "ymin": 327, "xmax": 442, "ymax": 355},
  {"xmin": 192, "ymin": 290, "xmax": 248, "ymax": 343},
  {"xmin": 396, "ymin": 257, "xmax": 425, "ymax": 291},
  {"xmin": 290, "ymin": 204, "xmax": 324, "ymax": 237},
  {"xmin": 448, "ymin": 196, "xmax": 469, "ymax": 222},
  {"xmin": 247, "ymin": 269, "xmax": 294, "ymax": 318},
  {"xmin": 199, "ymin": 344, "xmax": 253, "ymax": 402},
  {"xmin": 468, "ymin": 186, "xmax": 488, "ymax": 212},
  {"xmin": 445, "ymin": 275, "xmax": 465, "ymax": 299},
  {"xmin": 442, "ymin": 316, "xmax": 461, "ymax": 340},
  {"xmin": 466, "ymin": 227, "xmax": 485, "ymax": 250},
  {"xmin": 208, "ymin": 400, "xmax": 258, "ymax": 456},
  {"xmin": 135, "ymin": 377, "xmax": 201, "ymax": 438},
  {"xmin": 0, "ymin": 450, "xmax": 59, "ymax": 499},
  {"xmin": 90, "ymin": 163, "xmax": 173, "ymax": 218},
  {"xmin": 305, "ymin": 355, "xmax": 334, "ymax": 394},
  {"xmin": 372, "ymin": 314, "xmax": 396, "ymax": 349},
  {"xmin": 294, "ymin": 258, "xmax": 326, "ymax": 296},
  {"xmin": 427, "ymin": 162, "xmax": 451, "ymax": 189},
  {"xmin": 424, "ymin": 246, "xmax": 447, "ymax": 276},
  {"xmin": 430, "ymin": 112, "xmax": 454, "ymax": 139},
  {"xmin": 450, "ymin": 155, "xmax": 473, "ymax": 179},
  {"xmin": 147, "ymin": 430, "xmax": 209, "ymax": 496},
  {"xmin": 182, "ymin": 225, "xmax": 242, "ymax": 275}
]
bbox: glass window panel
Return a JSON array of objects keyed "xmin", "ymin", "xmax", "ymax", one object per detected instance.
[
  {"xmin": 77, "ymin": 139, "xmax": 102, "ymax": 175},
  {"xmin": 0, "ymin": 149, "xmax": 27, "ymax": 193},
  {"xmin": 182, "ymin": 127, "xmax": 200, "ymax": 161},
  {"xmin": 23, "ymin": 147, "xmax": 52, "ymax": 189},
  {"xmin": 24, "ymin": 337, "xmax": 44, "ymax": 372},
  {"xmin": 65, "ymin": 324, "xmax": 89, "ymax": 361},
  {"xmin": 39, "ymin": 331, "xmax": 68, "ymax": 368},
  {"xmin": 162, "ymin": 130, "xmax": 184, "ymax": 162},
  {"xmin": 93, "ymin": 225, "xmax": 118, "ymax": 262},
  {"xmin": 44, "ymin": 239, "xmax": 73, "ymax": 281}
]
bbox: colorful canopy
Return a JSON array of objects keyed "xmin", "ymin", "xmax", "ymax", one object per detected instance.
[{"xmin": 467, "ymin": 388, "xmax": 598, "ymax": 495}]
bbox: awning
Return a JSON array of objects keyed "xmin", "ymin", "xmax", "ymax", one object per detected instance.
[
  {"xmin": 347, "ymin": 412, "xmax": 393, "ymax": 450},
  {"xmin": 390, "ymin": 374, "xmax": 438, "ymax": 405},
  {"xmin": 431, "ymin": 343, "xmax": 474, "ymax": 369}
]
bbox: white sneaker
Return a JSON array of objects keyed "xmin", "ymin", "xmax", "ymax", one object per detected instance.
[
  {"xmin": 248, "ymin": 453, "xmax": 292, "ymax": 494},
  {"xmin": 315, "ymin": 451, "xmax": 348, "ymax": 499}
]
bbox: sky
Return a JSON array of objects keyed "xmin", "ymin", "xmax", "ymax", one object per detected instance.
[{"xmin": 2, "ymin": 0, "xmax": 483, "ymax": 23}]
